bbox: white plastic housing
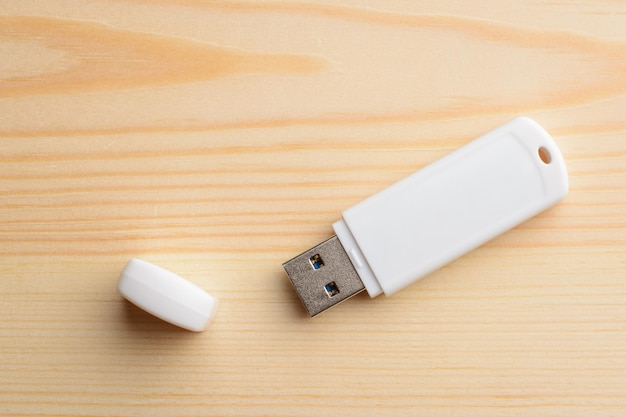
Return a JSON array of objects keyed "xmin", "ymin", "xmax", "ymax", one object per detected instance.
[
  {"xmin": 334, "ymin": 117, "xmax": 568, "ymax": 297},
  {"xmin": 117, "ymin": 258, "xmax": 218, "ymax": 331}
]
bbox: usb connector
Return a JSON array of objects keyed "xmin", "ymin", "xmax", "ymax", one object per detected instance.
[
  {"xmin": 283, "ymin": 236, "xmax": 365, "ymax": 317},
  {"xmin": 283, "ymin": 118, "xmax": 569, "ymax": 317}
]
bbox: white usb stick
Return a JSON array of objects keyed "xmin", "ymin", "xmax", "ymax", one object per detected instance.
[{"xmin": 283, "ymin": 117, "xmax": 569, "ymax": 317}]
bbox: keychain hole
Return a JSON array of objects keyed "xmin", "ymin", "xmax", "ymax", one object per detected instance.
[{"xmin": 538, "ymin": 147, "xmax": 551, "ymax": 164}]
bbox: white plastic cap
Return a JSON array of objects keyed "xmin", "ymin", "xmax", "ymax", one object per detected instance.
[{"xmin": 117, "ymin": 258, "xmax": 218, "ymax": 332}]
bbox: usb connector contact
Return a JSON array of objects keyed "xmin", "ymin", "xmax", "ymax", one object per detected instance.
[
  {"xmin": 283, "ymin": 236, "xmax": 365, "ymax": 317},
  {"xmin": 283, "ymin": 118, "xmax": 569, "ymax": 318}
]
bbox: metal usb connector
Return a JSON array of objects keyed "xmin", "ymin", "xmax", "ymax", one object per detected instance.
[{"xmin": 283, "ymin": 236, "xmax": 365, "ymax": 317}]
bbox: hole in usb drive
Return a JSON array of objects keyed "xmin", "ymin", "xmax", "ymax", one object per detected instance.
[
  {"xmin": 309, "ymin": 254, "xmax": 324, "ymax": 270},
  {"xmin": 324, "ymin": 281, "xmax": 340, "ymax": 297},
  {"xmin": 538, "ymin": 146, "xmax": 551, "ymax": 164}
]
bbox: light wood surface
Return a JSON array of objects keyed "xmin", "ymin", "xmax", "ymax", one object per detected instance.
[{"xmin": 1, "ymin": 1, "xmax": 625, "ymax": 416}]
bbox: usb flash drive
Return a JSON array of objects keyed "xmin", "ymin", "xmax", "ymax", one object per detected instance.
[{"xmin": 283, "ymin": 117, "xmax": 569, "ymax": 317}]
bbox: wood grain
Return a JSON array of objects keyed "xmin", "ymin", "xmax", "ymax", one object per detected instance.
[{"xmin": 0, "ymin": 1, "xmax": 625, "ymax": 416}]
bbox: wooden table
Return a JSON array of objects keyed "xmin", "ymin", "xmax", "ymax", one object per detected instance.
[{"xmin": 1, "ymin": 2, "xmax": 625, "ymax": 416}]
